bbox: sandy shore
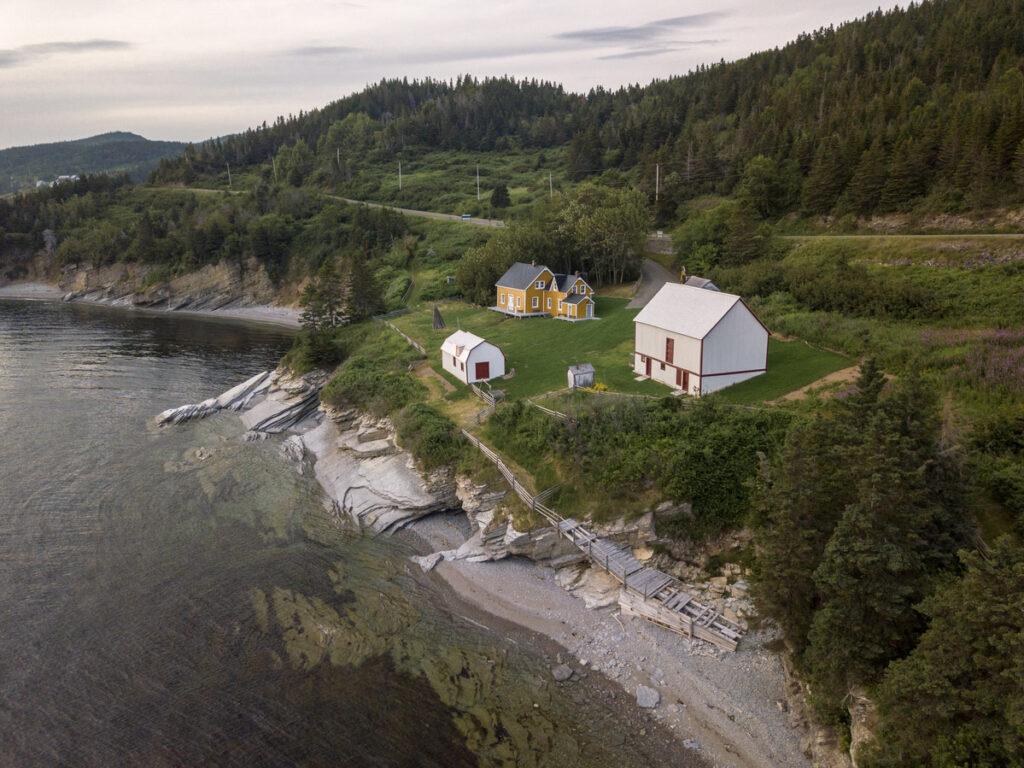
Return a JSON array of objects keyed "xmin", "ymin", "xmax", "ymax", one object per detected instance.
[
  {"xmin": 0, "ymin": 282, "xmax": 301, "ymax": 329},
  {"xmin": 403, "ymin": 515, "xmax": 810, "ymax": 768}
]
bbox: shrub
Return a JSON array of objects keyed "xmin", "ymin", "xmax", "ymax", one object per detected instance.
[{"xmin": 395, "ymin": 403, "xmax": 467, "ymax": 469}]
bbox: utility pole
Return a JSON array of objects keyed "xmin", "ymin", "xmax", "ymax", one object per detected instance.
[
  {"xmin": 226, "ymin": 162, "xmax": 232, "ymax": 189},
  {"xmin": 398, "ymin": 160, "xmax": 402, "ymax": 191},
  {"xmin": 655, "ymin": 163, "xmax": 659, "ymax": 202},
  {"xmin": 476, "ymin": 164, "xmax": 480, "ymax": 202}
]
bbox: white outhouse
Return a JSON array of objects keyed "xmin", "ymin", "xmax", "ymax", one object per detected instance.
[{"xmin": 440, "ymin": 331, "xmax": 506, "ymax": 385}]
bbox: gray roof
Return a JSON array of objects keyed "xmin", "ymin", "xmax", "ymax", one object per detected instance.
[
  {"xmin": 684, "ymin": 276, "xmax": 720, "ymax": 291},
  {"xmin": 496, "ymin": 262, "xmax": 549, "ymax": 290},
  {"xmin": 568, "ymin": 363, "xmax": 595, "ymax": 374},
  {"xmin": 563, "ymin": 293, "xmax": 590, "ymax": 305}
]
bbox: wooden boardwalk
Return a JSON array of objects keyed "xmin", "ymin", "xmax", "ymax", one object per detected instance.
[{"xmin": 462, "ymin": 430, "xmax": 743, "ymax": 652}]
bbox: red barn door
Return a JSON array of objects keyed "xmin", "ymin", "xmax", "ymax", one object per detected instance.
[{"xmin": 474, "ymin": 361, "xmax": 490, "ymax": 380}]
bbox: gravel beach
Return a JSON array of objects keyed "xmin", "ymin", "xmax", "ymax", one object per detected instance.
[{"xmin": 405, "ymin": 513, "xmax": 811, "ymax": 768}]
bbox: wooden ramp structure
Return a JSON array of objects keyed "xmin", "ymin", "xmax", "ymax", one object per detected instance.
[{"xmin": 462, "ymin": 430, "xmax": 743, "ymax": 652}]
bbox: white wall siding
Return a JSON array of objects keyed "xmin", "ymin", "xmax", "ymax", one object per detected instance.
[
  {"xmin": 466, "ymin": 344, "xmax": 506, "ymax": 383},
  {"xmin": 634, "ymin": 323, "xmax": 701, "ymax": 371},
  {"xmin": 700, "ymin": 370, "xmax": 764, "ymax": 394},
  {"xmin": 441, "ymin": 350, "xmax": 468, "ymax": 384},
  {"xmin": 702, "ymin": 304, "xmax": 768, "ymax": 376}
]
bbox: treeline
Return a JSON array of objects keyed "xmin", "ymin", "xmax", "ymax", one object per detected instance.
[
  {"xmin": 456, "ymin": 182, "xmax": 651, "ymax": 302},
  {"xmin": 0, "ymin": 174, "xmax": 409, "ymax": 286},
  {"xmin": 153, "ymin": 0, "xmax": 1024, "ymax": 222},
  {"xmin": 751, "ymin": 362, "xmax": 1023, "ymax": 767}
]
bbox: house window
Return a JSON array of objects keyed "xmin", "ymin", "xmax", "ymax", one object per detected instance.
[
  {"xmin": 535, "ymin": 280, "xmax": 545, "ymax": 289},
  {"xmin": 532, "ymin": 296, "xmax": 539, "ymax": 309},
  {"xmin": 499, "ymin": 292, "xmax": 505, "ymax": 305},
  {"xmin": 461, "ymin": 362, "xmax": 464, "ymax": 370},
  {"xmin": 660, "ymin": 362, "xmax": 665, "ymax": 371},
  {"xmin": 665, "ymin": 338, "xmax": 674, "ymax": 364},
  {"xmin": 558, "ymin": 300, "xmax": 563, "ymax": 313},
  {"xmin": 547, "ymin": 297, "xmax": 551, "ymax": 309},
  {"xmin": 517, "ymin": 295, "xmax": 522, "ymax": 308}
]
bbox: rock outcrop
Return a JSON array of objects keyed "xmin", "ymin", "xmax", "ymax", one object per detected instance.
[
  {"xmin": 156, "ymin": 371, "xmax": 271, "ymax": 425},
  {"xmin": 300, "ymin": 413, "xmax": 459, "ymax": 536},
  {"xmin": 60, "ymin": 258, "xmax": 277, "ymax": 310}
]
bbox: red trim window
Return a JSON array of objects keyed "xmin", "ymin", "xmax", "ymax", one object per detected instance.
[{"xmin": 665, "ymin": 337, "xmax": 674, "ymax": 364}]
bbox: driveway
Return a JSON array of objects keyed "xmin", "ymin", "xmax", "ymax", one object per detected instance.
[{"xmin": 628, "ymin": 258, "xmax": 679, "ymax": 308}]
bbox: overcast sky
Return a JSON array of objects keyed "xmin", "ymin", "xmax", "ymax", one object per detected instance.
[{"xmin": 2, "ymin": 0, "xmax": 899, "ymax": 149}]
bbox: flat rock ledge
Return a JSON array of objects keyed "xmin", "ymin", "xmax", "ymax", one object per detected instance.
[
  {"xmin": 301, "ymin": 416, "xmax": 459, "ymax": 536},
  {"xmin": 156, "ymin": 371, "xmax": 271, "ymax": 425}
]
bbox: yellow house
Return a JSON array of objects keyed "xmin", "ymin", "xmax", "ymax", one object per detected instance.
[{"xmin": 494, "ymin": 262, "xmax": 596, "ymax": 321}]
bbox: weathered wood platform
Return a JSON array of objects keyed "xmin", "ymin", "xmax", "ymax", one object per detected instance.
[{"xmin": 462, "ymin": 430, "xmax": 743, "ymax": 652}]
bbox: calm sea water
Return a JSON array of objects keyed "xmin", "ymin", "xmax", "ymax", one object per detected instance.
[{"xmin": 0, "ymin": 300, "xmax": 688, "ymax": 768}]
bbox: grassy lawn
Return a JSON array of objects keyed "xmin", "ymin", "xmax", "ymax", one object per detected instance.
[
  {"xmin": 392, "ymin": 297, "xmax": 667, "ymax": 400},
  {"xmin": 392, "ymin": 301, "xmax": 852, "ymax": 403},
  {"xmin": 715, "ymin": 338, "xmax": 851, "ymax": 404}
]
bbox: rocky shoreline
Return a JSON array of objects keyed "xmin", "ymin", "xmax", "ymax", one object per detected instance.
[
  {"xmin": 0, "ymin": 260, "xmax": 302, "ymax": 329},
  {"xmin": 156, "ymin": 368, "xmax": 814, "ymax": 768}
]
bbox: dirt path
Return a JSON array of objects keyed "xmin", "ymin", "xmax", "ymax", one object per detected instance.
[{"xmin": 776, "ymin": 366, "xmax": 859, "ymax": 401}]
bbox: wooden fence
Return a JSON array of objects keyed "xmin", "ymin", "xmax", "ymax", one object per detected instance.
[
  {"xmin": 460, "ymin": 429, "xmax": 743, "ymax": 651},
  {"xmin": 376, "ymin": 318, "xmax": 426, "ymax": 355}
]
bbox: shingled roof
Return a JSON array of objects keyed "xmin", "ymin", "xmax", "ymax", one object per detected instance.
[{"xmin": 495, "ymin": 262, "xmax": 550, "ymax": 290}]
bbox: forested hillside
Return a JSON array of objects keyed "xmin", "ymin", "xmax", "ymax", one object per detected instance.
[
  {"xmin": 152, "ymin": 0, "xmax": 1024, "ymax": 223},
  {"xmin": 1, "ymin": 132, "xmax": 186, "ymax": 190}
]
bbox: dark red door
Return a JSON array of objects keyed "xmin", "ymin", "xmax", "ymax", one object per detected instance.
[
  {"xmin": 645, "ymin": 357, "xmax": 652, "ymax": 376},
  {"xmin": 675, "ymin": 367, "xmax": 682, "ymax": 387},
  {"xmin": 665, "ymin": 338, "xmax": 674, "ymax": 364},
  {"xmin": 474, "ymin": 361, "xmax": 490, "ymax": 380}
]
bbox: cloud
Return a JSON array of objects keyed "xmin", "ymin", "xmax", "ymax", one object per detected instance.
[
  {"xmin": 286, "ymin": 45, "xmax": 361, "ymax": 57},
  {"xmin": 555, "ymin": 11, "xmax": 729, "ymax": 47},
  {"xmin": 0, "ymin": 39, "xmax": 131, "ymax": 69}
]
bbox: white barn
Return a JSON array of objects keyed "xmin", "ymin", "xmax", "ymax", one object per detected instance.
[
  {"xmin": 440, "ymin": 331, "xmax": 506, "ymax": 385},
  {"xmin": 632, "ymin": 284, "xmax": 768, "ymax": 395}
]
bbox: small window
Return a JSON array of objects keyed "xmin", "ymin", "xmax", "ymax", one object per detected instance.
[
  {"xmin": 535, "ymin": 280, "xmax": 545, "ymax": 289},
  {"xmin": 547, "ymin": 297, "xmax": 551, "ymax": 309},
  {"xmin": 499, "ymin": 293, "xmax": 505, "ymax": 305},
  {"xmin": 660, "ymin": 362, "xmax": 665, "ymax": 371},
  {"xmin": 461, "ymin": 362, "xmax": 464, "ymax": 371},
  {"xmin": 558, "ymin": 301, "xmax": 563, "ymax": 313},
  {"xmin": 517, "ymin": 296, "xmax": 522, "ymax": 308},
  {"xmin": 532, "ymin": 296, "xmax": 539, "ymax": 308}
]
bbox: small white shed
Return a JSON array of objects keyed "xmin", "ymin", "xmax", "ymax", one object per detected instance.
[
  {"xmin": 440, "ymin": 330, "xmax": 506, "ymax": 385},
  {"xmin": 567, "ymin": 363, "xmax": 595, "ymax": 390}
]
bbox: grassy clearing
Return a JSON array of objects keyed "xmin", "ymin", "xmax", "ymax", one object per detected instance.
[
  {"xmin": 341, "ymin": 146, "xmax": 569, "ymax": 221},
  {"xmin": 391, "ymin": 298, "xmax": 851, "ymax": 404},
  {"xmin": 392, "ymin": 297, "xmax": 666, "ymax": 400},
  {"xmin": 715, "ymin": 339, "xmax": 851, "ymax": 404}
]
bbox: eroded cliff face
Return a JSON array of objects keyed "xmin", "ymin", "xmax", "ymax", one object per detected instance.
[{"xmin": 58, "ymin": 257, "xmax": 279, "ymax": 310}]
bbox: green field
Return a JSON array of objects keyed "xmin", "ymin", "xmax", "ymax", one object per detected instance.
[
  {"xmin": 393, "ymin": 298, "xmax": 662, "ymax": 399},
  {"xmin": 714, "ymin": 339, "xmax": 851, "ymax": 404},
  {"xmin": 392, "ymin": 298, "xmax": 852, "ymax": 402}
]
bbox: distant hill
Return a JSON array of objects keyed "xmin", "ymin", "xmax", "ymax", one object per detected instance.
[
  {"xmin": 0, "ymin": 132, "xmax": 187, "ymax": 190},
  {"xmin": 154, "ymin": 0, "xmax": 1024, "ymax": 223}
]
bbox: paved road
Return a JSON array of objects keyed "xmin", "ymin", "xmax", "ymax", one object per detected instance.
[
  {"xmin": 781, "ymin": 233, "xmax": 1024, "ymax": 239},
  {"xmin": 330, "ymin": 196, "xmax": 506, "ymax": 228},
  {"xmin": 628, "ymin": 258, "xmax": 679, "ymax": 309}
]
